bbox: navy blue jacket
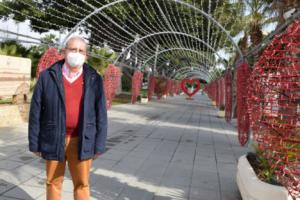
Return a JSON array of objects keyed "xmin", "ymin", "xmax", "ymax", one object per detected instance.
[{"xmin": 28, "ymin": 60, "xmax": 107, "ymax": 161}]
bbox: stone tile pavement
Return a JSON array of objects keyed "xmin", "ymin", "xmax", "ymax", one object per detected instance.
[{"xmin": 0, "ymin": 93, "xmax": 248, "ymax": 200}]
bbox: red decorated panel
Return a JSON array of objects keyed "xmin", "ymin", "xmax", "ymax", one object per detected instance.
[
  {"xmin": 166, "ymin": 79, "xmax": 173, "ymax": 96},
  {"xmin": 131, "ymin": 70, "xmax": 144, "ymax": 104},
  {"xmin": 155, "ymin": 77, "xmax": 167, "ymax": 99},
  {"xmin": 216, "ymin": 80, "xmax": 220, "ymax": 107},
  {"xmin": 219, "ymin": 77, "xmax": 225, "ymax": 109},
  {"xmin": 103, "ymin": 64, "xmax": 121, "ymax": 109},
  {"xmin": 148, "ymin": 75, "xmax": 156, "ymax": 101},
  {"xmin": 248, "ymin": 21, "xmax": 300, "ymax": 198},
  {"xmin": 175, "ymin": 80, "xmax": 181, "ymax": 94},
  {"xmin": 169, "ymin": 80, "xmax": 174, "ymax": 96},
  {"xmin": 225, "ymin": 71, "xmax": 233, "ymax": 122},
  {"xmin": 236, "ymin": 61, "xmax": 251, "ymax": 146},
  {"xmin": 36, "ymin": 48, "xmax": 63, "ymax": 78},
  {"xmin": 204, "ymin": 80, "xmax": 217, "ymax": 103},
  {"xmin": 206, "ymin": 83, "xmax": 213, "ymax": 101}
]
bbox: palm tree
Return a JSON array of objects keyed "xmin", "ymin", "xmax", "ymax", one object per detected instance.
[
  {"xmin": 0, "ymin": 40, "xmax": 29, "ymax": 57},
  {"xmin": 241, "ymin": 0, "xmax": 275, "ymax": 46},
  {"xmin": 270, "ymin": 0, "xmax": 300, "ymax": 26},
  {"xmin": 88, "ymin": 46, "xmax": 117, "ymax": 75}
]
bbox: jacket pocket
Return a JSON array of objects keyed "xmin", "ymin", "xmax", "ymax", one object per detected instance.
[
  {"xmin": 83, "ymin": 123, "xmax": 96, "ymax": 152},
  {"xmin": 40, "ymin": 124, "xmax": 57, "ymax": 153}
]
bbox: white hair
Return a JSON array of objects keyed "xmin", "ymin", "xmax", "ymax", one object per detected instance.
[{"xmin": 65, "ymin": 36, "xmax": 87, "ymax": 48}]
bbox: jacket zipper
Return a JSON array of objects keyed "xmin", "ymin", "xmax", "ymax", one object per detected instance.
[{"xmin": 51, "ymin": 71, "xmax": 66, "ymax": 161}]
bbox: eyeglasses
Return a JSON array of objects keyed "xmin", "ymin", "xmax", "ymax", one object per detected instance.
[{"xmin": 66, "ymin": 48, "xmax": 87, "ymax": 55}]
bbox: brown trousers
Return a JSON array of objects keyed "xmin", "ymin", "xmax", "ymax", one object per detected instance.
[{"xmin": 46, "ymin": 136, "xmax": 92, "ymax": 200}]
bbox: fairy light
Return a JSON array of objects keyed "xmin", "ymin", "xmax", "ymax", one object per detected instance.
[
  {"xmin": 0, "ymin": 0, "xmax": 244, "ymax": 80},
  {"xmin": 59, "ymin": 0, "xmax": 134, "ymax": 44}
]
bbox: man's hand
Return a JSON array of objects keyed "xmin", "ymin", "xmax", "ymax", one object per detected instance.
[
  {"xmin": 93, "ymin": 153, "xmax": 101, "ymax": 160},
  {"xmin": 33, "ymin": 152, "xmax": 41, "ymax": 157}
]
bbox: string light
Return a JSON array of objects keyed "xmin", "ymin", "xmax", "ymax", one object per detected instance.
[{"xmin": 0, "ymin": 0, "xmax": 243, "ymax": 80}]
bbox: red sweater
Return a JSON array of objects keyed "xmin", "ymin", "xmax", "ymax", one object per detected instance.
[{"xmin": 63, "ymin": 74, "xmax": 84, "ymax": 137}]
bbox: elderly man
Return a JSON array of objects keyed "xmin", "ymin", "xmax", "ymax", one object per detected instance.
[{"xmin": 28, "ymin": 36, "xmax": 107, "ymax": 200}]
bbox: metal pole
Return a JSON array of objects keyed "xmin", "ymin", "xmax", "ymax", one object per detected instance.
[
  {"xmin": 153, "ymin": 44, "xmax": 160, "ymax": 76},
  {"xmin": 0, "ymin": 28, "xmax": 41, "ymax": 42}
]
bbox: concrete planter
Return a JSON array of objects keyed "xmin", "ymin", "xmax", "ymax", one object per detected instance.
[
  {"xmin": 0, "ymin": 104, "xmax": 30, "ymax": 127},
  {"xmin": 218, "ymin": 110, "xmax": 225, "ymax": 118},
  {"xmin": 140, "ymin": 97, "xmax": 148, "ymax": 104},
  {"xmin": 237, "ymin": 155, "xmax": 291, "ymax": 200}
]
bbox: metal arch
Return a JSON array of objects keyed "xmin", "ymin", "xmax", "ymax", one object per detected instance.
[
  {"xmin": 156, "ymin": 57, "xmax": 210, "ymax": 78},
  {"xmin": 182, "ymin": 74, "xmax": 209, "ymax": 81},
  {"xmin": 155, "ymin": 59, "xmax": 211, "ymax": 75},
  {"xmin": 61, "ymin": 0, "xmax": 243, "ymax": 57},
  {"xmin": 155, "ymin": 63, "xmax": 210, "ymax": 80},
  {"xmin": 182, "ymin": 75, "xmax": 208, "ymax": 82},
  {"xmin": 174, "ymin": 0, "xmax": 243, "ymax": 57},
  {"xmin": 147, "ymin": 46, "xmax": 216, "ymax": 71},
  {"xmin": 163, "ymin": 63, "xmax": 209, "ymax": 78},
  {"xmin": 151, "ymin": 55, "xmax": 212, "ymax": 79},
  {"xmin": 176, "ymin": 73, "xmax": 210, "ymax": 82},
  {"xmin": 177, "ymin": 71, "xmax": 209, "ymax": 82},
  {"xmin": 114, "ymin": 31, "xmax": 225, "ymax": 64},
  {"xmin": 148, "ymin": 59, "xmax": 209, "ymax": 74},
  {"xmin": 170, "ymin": 66, "xmax": 210, "ymax": 79},
  {"xmin": 142, "ymin": 47, "xmax": 217, "ymax": 69},
  {"xmin": 177, "ymin": 71, "xmax": 210, "ymax": 81},
  {"xmin": 170, "ymin": 68, "xmax": 211, "ymax": 81},
  {"xmin": 172, "ymin": 66, "xmax": 210, "ymax": 76},
  {"xmin": 155, "ymin": 57, "xmax": 211, "ymax": 75},
  {"xmin": 188, "ymin": 61, "xmax": 211, "ymax": 71},
  {"xmin": 183, "ymin": 74, "xmax": 209, "ymax": 82},
  {"xmin": 174, "ymin": 68, "xmax": 211, "ymax": 79},
  {"xmin": 187, "ymin": 76, "xmax": 207, "ymax": 81},
  {"xmin": 176, "ymin": 70, "xmax": 210, "ymax": 78},
  {"xmin": 61, "ymin": 0, "xmax": 128, "ymax": 46},
  {"xmin": 115, "ymin": 57, "xmax": 210, "ymax": 81}
]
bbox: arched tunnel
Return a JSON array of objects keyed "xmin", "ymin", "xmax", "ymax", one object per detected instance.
[{"xmin": 0, "ymin": 0, "xmax": 299, "ymax": 199}]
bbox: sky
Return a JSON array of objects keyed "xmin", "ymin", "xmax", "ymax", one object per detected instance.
[{"xmin": 0, "ymin": 19, "xmax": 68, "ymax": 47}]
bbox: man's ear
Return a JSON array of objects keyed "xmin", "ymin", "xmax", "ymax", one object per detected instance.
[{"xmin": 61, "ymin": 48, "xmax": 66, "ymax": 56}]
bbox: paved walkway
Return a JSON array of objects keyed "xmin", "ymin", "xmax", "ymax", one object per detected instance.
[{"xmin": 0, "ymin": 93, "xmax": 247, "ymax": 200}]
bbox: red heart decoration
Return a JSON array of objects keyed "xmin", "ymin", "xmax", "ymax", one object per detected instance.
[{"xmin": 181, "ymin": 79, "xmax": 201, "ymax": 97}]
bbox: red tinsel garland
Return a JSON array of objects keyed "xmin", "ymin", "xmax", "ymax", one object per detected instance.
[
  {"xmin": 166, "ymin": 79, "xmax": 173, "ymax": 96},
  {"xmin": 176, "ymin": 81, "xmax": 181, "ymax": 94},
  {"xmin": 169, "ymin": 80, "xmax": 174, "ymax": 96},
  {"xmin": 103, "ymin": 64, "xmax": 121, "ymax": 109},
  {"xmin": 148, "ymin": 75, "xmax": 156, "ymax": 101},
  {"xmin": 248, "ymin": 21, "xmax": 300, "ymax": 199},
  {"xmin": 155, "ymin": 77, "xmax": 167, "ymax": 99},
  {"xmin": 36, "ymin": 48, "xmax": 63, "ymax": 78},
  {"xmin": 236, "ymin": 60, "xmax": 251, "ymax": 146},
  {"xmin": 225, "ymin": 71, "xmax": 233, "ymax": 122},
  {"xmin": 131, "ymin": 70, "xmax": 144, "ymax": 104},
  {"xmin": 205, "ymin": 80, "xmax": 218, "ymax": 104},
  {"xmin": 216, "ymin": 80, "xmax": 220, "ymax": 107},
  {"xmin": 219, "ymin": 77, "xmax": 225, "ymax": 109}
]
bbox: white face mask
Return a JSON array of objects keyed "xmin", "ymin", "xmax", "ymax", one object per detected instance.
[{"xmin": 66, "ymin": 52, "xmax": 86, "ymax": 68}]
